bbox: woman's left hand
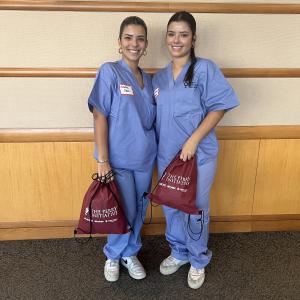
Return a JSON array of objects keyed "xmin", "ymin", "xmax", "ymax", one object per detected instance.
[{"xmin": 180, "ymin": 137, "xmax": 198, "ymax": 161}]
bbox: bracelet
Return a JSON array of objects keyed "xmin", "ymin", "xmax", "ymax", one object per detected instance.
[{"xmin": 97, "ymin": 159, "xmax": 109, "ymax": 164}]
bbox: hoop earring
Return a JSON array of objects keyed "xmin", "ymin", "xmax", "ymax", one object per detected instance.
[
  {"xmin": 143, "ymin": 50, "xmax": 147, "ymax": 56},
  {"xmin": 118, "ymin": 48, "xmax": 123, "ymax": 54}
]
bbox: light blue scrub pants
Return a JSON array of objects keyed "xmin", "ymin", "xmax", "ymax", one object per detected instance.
[
  {"xmin": 158, "ymin": 159, "xmax": 217, "ymax": 269},
  {"xmin": 103, "ymin": 167, "xmax": 153, "ymax": 260}
]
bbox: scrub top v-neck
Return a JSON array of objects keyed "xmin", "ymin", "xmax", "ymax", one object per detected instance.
[
  {"xmin": 168, "ymin": 60, "xmax": 191, "ymax": 88},
  {"xmin": 153, "ymin": 57, "xmax": 239, "ymax": 169},
  {"xmin": 88, "ymin": 59, "xmax": 157, "ymax": 171}
]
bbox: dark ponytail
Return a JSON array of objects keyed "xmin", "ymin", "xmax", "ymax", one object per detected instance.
[
  {"xmin": 167, "ymin": 11, "xmax": 197, "ymax": 87},
  {"xmin": 185, "ymin": 46, "xmax": 197, "ymax": 87}
]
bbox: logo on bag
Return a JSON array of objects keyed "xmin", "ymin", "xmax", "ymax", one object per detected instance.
[
  {"xmin": 159, "ymin": 173, "xmax": 191, "ymax": 192},
  {"xmin": 83, "ymin": 206, "xmax": 119, "ymax": 223},
  {"xmin": 120, "ymin": 84, "xmax": 134, "ymax": 95}
]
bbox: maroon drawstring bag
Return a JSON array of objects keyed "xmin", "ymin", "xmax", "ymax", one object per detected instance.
[
  {"xmin": 74, "ymin": 173, "xmax": 130, "ymax": 236},
  {"xmin": 147, "ymin": 153, "xmax": 200, "ymax": 215}
]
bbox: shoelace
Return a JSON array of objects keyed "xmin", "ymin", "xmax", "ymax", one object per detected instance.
[
  {"xmin": 164, "ymin": 256, "xmax": 179, "ymax": 266},
  {"xmin": 107, "ymin": 260, "xmax": 119, "ymax": 270},
  {"xmin": 190, "ymin": 267, "xmax": 204, "ymax": 278},
  {"xmin": 110, "ymin": 261, "xmax": 118, "ymax": 267},
  {"xmin": 127, "ymin": 257, "xmax": 143, "ymax": 273}
]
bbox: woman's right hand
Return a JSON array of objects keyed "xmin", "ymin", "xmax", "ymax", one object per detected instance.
[{"xmin": 97, "ymin": 162, "xmax": 114, "ymax": 182}]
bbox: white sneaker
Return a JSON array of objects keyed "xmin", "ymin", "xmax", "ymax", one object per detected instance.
[
  {"xmin": 187, "ymin": 266, "xmax": 205, "ymax": 289},
  {"xmin": 121, "ymin": 256, "xmax": 146, "ymax": 280},
  {"xmin": 104, "ymin": 259, "xmax": 119, "ymax": 282},
  {"xmin": 160, "ymin": 255, "xmax": 189, "ymax": 275}
]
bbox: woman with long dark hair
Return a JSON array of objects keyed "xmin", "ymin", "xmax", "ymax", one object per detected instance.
[{"xmin": 153, "ymin": 11, "xmax": 239, "ymax": 289}]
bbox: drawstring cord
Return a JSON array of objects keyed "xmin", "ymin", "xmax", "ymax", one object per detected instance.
[
  {"xmin": 140, "ymin": 192, "xmax": 160, "ymax": 225},
  {"xmin": 141, "ymin": 152, "xmax": 182, "ymax": 225},
  {"xmin": 187, "ymin": 210, "xmax": 204, "ymax": 241},
  {"xmin": 140, "ymin": 175, "xmax": 161, "ymax": 225}
]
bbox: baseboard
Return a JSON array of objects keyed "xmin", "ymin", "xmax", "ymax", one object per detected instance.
[{"xmin": 1, "ymin": 215, "xmax": 299, "ymax": 241}]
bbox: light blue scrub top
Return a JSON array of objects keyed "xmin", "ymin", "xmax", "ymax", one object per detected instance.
[
  {"xmin": 153, "ymin": 58, "xmax": 239, "ymax": 168},
  {"xmin": 88, "ymin": 59, "xmax": 157, "ymax": 171}
]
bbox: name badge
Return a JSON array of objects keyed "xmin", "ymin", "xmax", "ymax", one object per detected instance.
[{"xmin": 120, "ymin": 84, "xmax": 134, "ymax": 95}]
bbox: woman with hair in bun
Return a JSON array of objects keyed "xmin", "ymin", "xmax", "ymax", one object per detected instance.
[{"xmin": 88, "ymin": 16, "xmax": 156, "ymax": 282}]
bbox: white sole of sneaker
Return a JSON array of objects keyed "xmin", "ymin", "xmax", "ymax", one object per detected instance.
[
  {"xmin": 127, "ymin": 270, "xmax": 146, "ymax": 280},
  {"xmin": 104, "ymin": 272, "xmax": 119, "ymax": 282},
  {"xmin": 159, "ymin": 261, "xmax": 189, "ymax": 275},
  {"xmin": 187, "ymin": 277, "xmax": 205, "ymax": 289},
  {"xmin": 187, "ymin": 273, "xmax": 205, "ymax": 289}
]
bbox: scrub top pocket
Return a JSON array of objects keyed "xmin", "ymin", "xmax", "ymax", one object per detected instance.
[{"xmin": 173, "ymin": 112, "xmax": 204, "ymax": 138}]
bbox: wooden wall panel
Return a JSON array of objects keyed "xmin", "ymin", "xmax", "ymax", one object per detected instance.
[
  {"xmin": 0, "ymin": 142, "xmax": 95, "ymax": 222},
  {"xmin": 2, "ymin": 67, "xmax": 300, "ymax": 78},
  {"xmin": 253, "ymin": 139, "xmax": 300, "ymax": 215},
  {"xmin": 210, "ymin": 140, "xmax": 260, "ymax": 216},
  {"xmin": 1, "ymin": 138, "xmax": 300, "ymax": 239},
  {"xmin": 0, "ymin": 141, "xmax": 163, "ymax": 223},
  {"xmin": 1, "ymin": 126, "xmax": 300, "ymax": 143},
  {"xmin": 1, "ymin": 1, "xmax": 300, "ymax": 14},
  {"xmin": 69, "ymin": 143, "xmax": 95, "ymax": 219}
]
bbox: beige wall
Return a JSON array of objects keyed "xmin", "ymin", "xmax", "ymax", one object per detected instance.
[
  {"xmin": 1, "ymin": 12, "xmax": 300, "ymax": 68},
  {"xmin": 0, "ymin": 3, "xmax": 300, "ymax": 129},
  {"xmin": 0, "ymin": 78, "xmax": 300, "ymax": 128}
]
